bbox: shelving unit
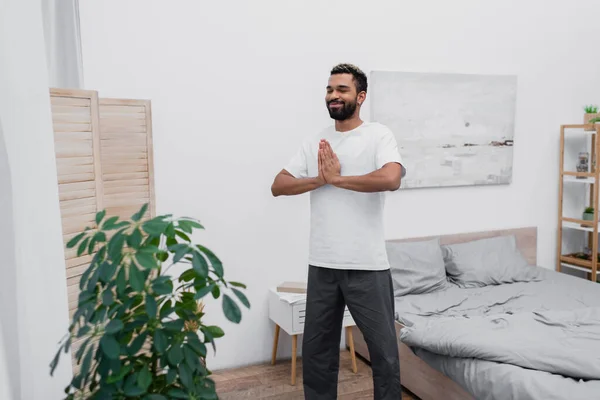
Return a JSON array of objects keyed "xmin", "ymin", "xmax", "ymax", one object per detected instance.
[{"xmin": 557, "ymin": 123, "xmax": 600, "ymax": 282}]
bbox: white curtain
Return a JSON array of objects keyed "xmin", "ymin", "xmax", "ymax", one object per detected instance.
[{"xmin": 41, "ymin": 0, "xmax": 84, "ymax": 88}]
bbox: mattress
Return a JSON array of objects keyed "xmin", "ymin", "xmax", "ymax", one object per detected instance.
[{"xmin": 394, "ymin": 267, "xmax": 600, "ymax": 400}]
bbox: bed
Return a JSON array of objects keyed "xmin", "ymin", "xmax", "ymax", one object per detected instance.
[{"xmin": 350, "ymin": 227, "xmax": 600, "ymax": 400}]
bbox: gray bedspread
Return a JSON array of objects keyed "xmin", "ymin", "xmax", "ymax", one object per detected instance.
[{"xmin": 394, "ymin": 267, "xmax": 600, "ymax": 400}]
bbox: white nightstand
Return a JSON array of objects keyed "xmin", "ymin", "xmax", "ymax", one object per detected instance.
[{"xmin": 268, "ymin": 288, "xmax": 358, "ymax": 385}]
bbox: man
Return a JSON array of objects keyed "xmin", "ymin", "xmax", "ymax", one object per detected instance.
[{"xmin": 271, "ymin": 63, "xmax": 405, "ymax": 399}]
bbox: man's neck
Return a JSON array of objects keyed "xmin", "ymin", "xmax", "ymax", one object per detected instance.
[{"xmin": 335, "ymin": 116, "xmax": 364, "ymax": 132}]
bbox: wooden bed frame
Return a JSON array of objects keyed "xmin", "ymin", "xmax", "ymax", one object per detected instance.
[{"xmin": 350, "ymin": 226, "xmax": 537, "ymax": 400}]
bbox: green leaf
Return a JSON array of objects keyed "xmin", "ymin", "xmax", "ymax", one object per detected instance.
[
  {"xmin": 229, "ymin": 281, "xmax": 247, "ymax": 289},
  {"xmin": 77, "ymin": 325, "xmax": 91, "ymax": 338},
  {"xmin": 192, "ymin": 252, "xmax": 209, "ymax": 278},
  {"xmin": 107, "ymin": 231, "xmax": 126, "ymax": 261},
  {"xmin": 137, "ymin": 365, "xmax": 152, "ymax": 390},
  {"xmin": 79, "ymin": 265, "xmax": 94, "ymax": 291},
  {"xmin": 179, "ymin": 219, "xmax": 204, "ymax": 231},
  {"xmin": 223, "ymin": 294, "xmax": 242, "ymax": 323},
  {"xmin": 154, "ymin": 330, "xmax": 167, "ymax": 353},
  {"xmin": 128, "ymin": 332, "xmax": 148, "ymax": 355},
  {"xmin": 172, "ymin": 244, "xmax": 189, "ymax": 264},
  {"xmin": 49, "ymin": 348, "xmax": 61, "ymax": 376},
  {"xmin": 127, "ymin": 228, "xmax": 143, "ymax": 249},
  {"xmin": 186, "ymin": 334, "xmax": 207, "ymax": 357},
  {"xmin": 167, "ymin": 389, "xmax": 188, "ymax": 399},
  {"xmin": 178, "ymin": 220, "xmax": 193, "ymax": 234},
  {"xmin": 106, "ymin": 364, "xmax": 133, "ymax": 384},
  {"xmin": 116, "ymin": 266, "xmax": 127, "ymax": 295},
  {"xmin": 100, "ymin": 335, "xmax": 120, "ymax": 359},
  {"xmin": 146, "ymin": 295, "xmax": 157, "ymax": 317},
  {"xmin": 178, "ymin": 269, "xmax": 195, "ymax": 282},
  {"xmin": 80, "ymin": 348, "xmax": 93, "ymax": 380},
  {"xmin": 194, "ymin": 284, "xmax": 214, "ymax": 300},
  {"xmin": 159, "ymin": 300, "xmax": 173, "ymax": 319},
  {"xmin": 129, "ymin": 264, "xmax": 145, "ymax": 292},
  {"xmin": 142, "ymin": 218, "xmax": 169, "ymax": 236},
  {"xmin": 152, "ymin": 280, "xmax": 173, "ymax": 296},
  {"xmin": 179, "ymin": 363, "xmax": 193, "ymax": 390},
  {"xmin": 136, "ymin": 252, "xmax": 157, "ymax": 269},
  {"xmin": 87, "ymin": 236, "xmax": 97, "ymax": 254},
  {"xmin": 124, "ymin": 373, "xmax": 145, "ymax": 396},
  {"xmin": 166, "ymin": 368, "xmax": 177, "ymax": 385},
  {"xmin": 175, "ymin": 230, "xmax": 191, "ymax": 243},
  {"xmin": 204, "ymin": 325, "xmax": 225, "ymax": 338},
  {"xmin": 99, "ymin": 262, "xmax": 117, "ymax": 284},
  {"xmin": 95, "ymin": 210, "xmax": 107, "ymax": 225},
  {"xmin": 132, "ymin": 203, "xmax": 149, "ymax": 222},
  {"xmin": 105, "ymin": 319, "xmax": 123, "ymax": 334},
  {"xmin": 102, "ymin": 216, "xmax": 119, "ymax": 230},
  {"xmin": 157, "ymin": 250, "xmax": 169, "ymax": 262},
  {"xmin": 66, "ymin": 232, "xmax": 86, "ymax": 249},
  {"xmin": 94, "ymin": 230, "xmax": 107, "ymax": 242},
  {"xmin": 211, "ymin": 284, "xmax": 221, "ymax": 299},
  {"xmin": 197, "ymin": 245, "xmax": 223, "ymax": 277},
  {"xmin": 77, "ymin": 236, "xmax": 90, "ymax": 257},
  {"xmin": 102, "ymin": 290, "xmax": 114, "ymax": 306},
  {"xmin": 163, "ymin": 319, "xmax": 185, "ymax": 331},
  {"xmin": 144, "ymin": 395, "xmax": 167, "ymax": 400},
  {"xmin": 232, "ymin": 288, "xmax": 250, "ymax": 308},
  {"xmin": 168, "ymin": 344, "xmax": 184, "ymax": 366}
]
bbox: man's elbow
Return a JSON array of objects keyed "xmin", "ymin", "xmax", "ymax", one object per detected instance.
[
  {"xmin": 386, "ymin": 172, "xmax": 401, "ymax": 191},
  {"xmin": 271, "ymin": 183, "xmax": 281, "ymax": 197}
]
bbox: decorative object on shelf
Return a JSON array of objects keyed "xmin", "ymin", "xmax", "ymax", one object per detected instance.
[
  {"xmin": 583, "ymin": 207, "xmax": 595, "ymax": 221},
  {"xmin": 49, "ymin": 204, "xmax": 250, "ymax": 400},
  {"xmin": 576, "ymin": 152, "xmax": 590, "ymax": 177},
  {"xmin": 584, "ymin": 104, "xmax": 599, "ymax": 131},
  {"xmin": 370, "ymin": 71, "xmax": 517, "ymax": 189}
]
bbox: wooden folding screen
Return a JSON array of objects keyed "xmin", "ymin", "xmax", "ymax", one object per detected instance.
[
  {"xmin": 50, "ymin": 88, "xmax": 104, "ymax": 319},
  {"xmin": 98, "ymin": 99, "xmax": 155, "ymax": 221},
  {"xmin": 49, "ymin": 89, "xmax": 156, "ymax": 374}
]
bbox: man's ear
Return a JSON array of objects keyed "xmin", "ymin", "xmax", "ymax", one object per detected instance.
[{"xmin": 357, "ymin": 91, "xmax": 367, "ymax": 106}]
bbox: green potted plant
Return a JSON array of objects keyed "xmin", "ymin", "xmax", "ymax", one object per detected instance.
[
  {"xmin": 583, "ymin": 206, "xmax": 595, "ymax": 221},
  {"xmin": 584, "ymin": 104, "xmax": 599, "ymax": 131},
  {"xmin": 49, "ymin": 203, "xmax": 250, "ymax": 399}
]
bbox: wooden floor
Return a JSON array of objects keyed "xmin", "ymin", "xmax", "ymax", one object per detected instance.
[{"xmin": 212, "ymin": 351, "xmax": 418, "ymax": 399}]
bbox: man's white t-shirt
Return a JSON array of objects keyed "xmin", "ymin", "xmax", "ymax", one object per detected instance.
[{"xmin": 284, "ymin": 121, "xmax": 405, "ymax": 271}]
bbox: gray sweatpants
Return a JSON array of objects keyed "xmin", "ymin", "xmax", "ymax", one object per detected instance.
[{"xmin": 302, "ymin": 265, "xmax": 402, "ymax": 400}]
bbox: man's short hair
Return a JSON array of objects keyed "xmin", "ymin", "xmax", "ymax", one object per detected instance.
[{"xmin": 330, "ymin": 63, "xmax": 368, "ymax": 94}]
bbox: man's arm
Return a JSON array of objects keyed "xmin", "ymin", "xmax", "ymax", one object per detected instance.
[
  {"xmin": 330, "ymin": 163, "xmax": 402, "ymax": 193},
  {"xmin": 271, "ymin": 169, "xmax": 325, "ymax": 196}
]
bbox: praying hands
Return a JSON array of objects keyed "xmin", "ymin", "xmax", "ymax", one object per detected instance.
[{"xmin": 318, "ymin": 139, "xmax": 341, "ymax": 184}]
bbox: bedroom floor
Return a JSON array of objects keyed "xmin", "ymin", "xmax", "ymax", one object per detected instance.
[{"xmin": 213, "ymin": 351, "xmax": 418, "ymax": 399}]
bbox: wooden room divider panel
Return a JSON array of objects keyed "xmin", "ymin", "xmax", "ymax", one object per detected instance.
[
  {"xmin": 98, "ymin": 98, "xmax": 156, "ymax": 222},
  {"xmin": 50, "ymin": 88, "xmax": 104, "ymax": 373}
]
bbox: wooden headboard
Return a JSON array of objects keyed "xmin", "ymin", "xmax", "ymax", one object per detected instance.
[{"xmin": 386, "ymin": 226, "xmax": 538, "ymax": 266}]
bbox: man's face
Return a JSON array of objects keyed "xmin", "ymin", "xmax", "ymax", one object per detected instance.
[{"xmin": 325, "ymin": 74, "xmax": 363, "ymax": 121}]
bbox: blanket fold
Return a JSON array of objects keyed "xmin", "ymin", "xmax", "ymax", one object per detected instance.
[{"xmin": 399, "ymin": 306, "xmax": 600, "ymax": 381}]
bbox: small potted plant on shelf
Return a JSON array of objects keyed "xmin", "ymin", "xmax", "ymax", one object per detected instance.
[
  {"xmin": 49, "ymin": 203, "xmax": 250, "ymax": 399},
  {"xmin": 584, "ymin": 104, "xmax": 599, "ymax": 131},
  {"xmin": 583, "ymin": 206, "xmax": 595, "ymax": 221}
]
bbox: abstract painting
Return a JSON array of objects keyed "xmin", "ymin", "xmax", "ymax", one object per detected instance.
[{"xmin": 369, "ymin": 71, "xmax": 517, "ymax": 189}]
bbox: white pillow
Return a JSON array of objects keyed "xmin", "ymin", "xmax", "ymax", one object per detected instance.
[
  {"xmin": 386, "ymin": 237, "xmax": 451, "ymax": 296},
  {"xmin": 442, "ymin": 235, "xmax": 541, "ymax": 288}
]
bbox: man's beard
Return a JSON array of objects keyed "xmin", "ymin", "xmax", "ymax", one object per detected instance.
[{"xmin": 327, "ymin": 99, "xmax": 357, "ymax": 121}]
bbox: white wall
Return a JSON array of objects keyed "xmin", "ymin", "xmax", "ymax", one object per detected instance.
[
  {"xmin": 79, "ymin": 0, "xmax": 600, "ymax": 370},
  {"xmin": 0, "ymin": 0, "xmax": 73, "ymax": 397}
]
